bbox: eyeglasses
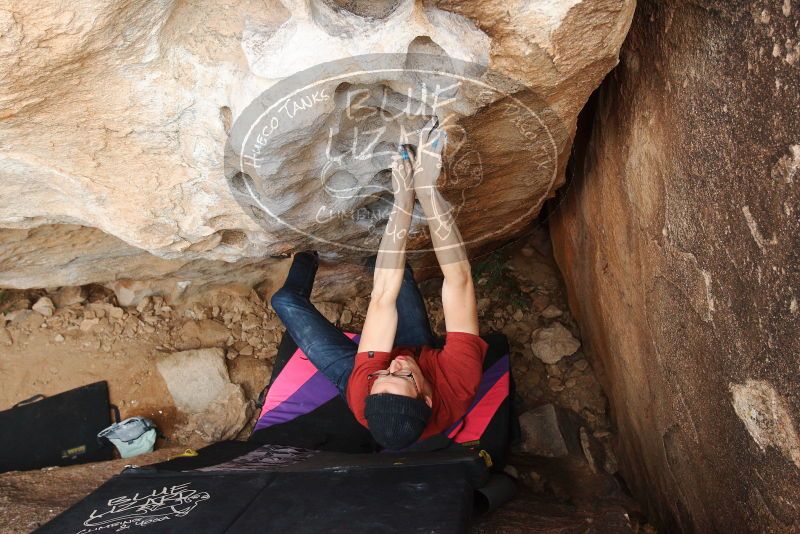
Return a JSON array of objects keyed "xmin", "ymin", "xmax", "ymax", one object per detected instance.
[{"xmin": 368, "ymin": 370, "xmax": 420, "ymax": 396}]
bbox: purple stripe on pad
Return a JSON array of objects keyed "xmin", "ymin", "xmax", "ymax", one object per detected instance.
[{"xmin": 254, "ymin": 371, "xmax": 339, "ymax": 431}]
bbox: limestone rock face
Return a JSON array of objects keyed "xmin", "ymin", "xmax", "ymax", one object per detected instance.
[
  {"xmin": 0, "ymin": 0, "xmax": 634, "ymax": 290},
  {"xmin": 549, "ymin": 1, "xmax": 800, "ymax": 531}
]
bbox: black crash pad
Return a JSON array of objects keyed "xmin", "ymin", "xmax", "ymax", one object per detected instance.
[{"xmin": 37, "ymin": 443, "xmax": 486, "ymax": 534}]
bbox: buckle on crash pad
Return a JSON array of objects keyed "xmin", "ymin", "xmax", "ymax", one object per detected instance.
[
  {"xmin": 479, "ymin": 450, "xmax": 493, "ymax": 468},
  {"xmin": 171, "ymin": 448, "xmax": 199, "ymax": 459}
]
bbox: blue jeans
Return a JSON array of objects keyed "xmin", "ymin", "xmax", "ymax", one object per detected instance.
[{"xmin": 271, "ymin": 253, "xmax": 435, "ymax": 396}]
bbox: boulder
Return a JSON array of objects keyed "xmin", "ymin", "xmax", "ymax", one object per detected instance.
[
  {"xmin": 157, "ymin": 348, "xmax": 232, "ymax": 412},
  {"xmin": 549, "ymin": 0, "xmax": 800, "ymax": 531},
  {"xmin": 0, "ymin": 0, "xmax": 634, "ymax": 292},
  {"xmin": 156, "ymin": 348, "xmax": 249, "ymax": 442}
]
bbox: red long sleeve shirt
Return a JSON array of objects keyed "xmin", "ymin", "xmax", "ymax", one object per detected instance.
[{"xmin": 346, "ymin": 332, "xmax": 489, "ymax": 441}]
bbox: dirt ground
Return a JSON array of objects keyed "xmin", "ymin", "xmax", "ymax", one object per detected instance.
[{"xmin": 0, "ymin": 226, "xmax": 644, "ymax": 532}]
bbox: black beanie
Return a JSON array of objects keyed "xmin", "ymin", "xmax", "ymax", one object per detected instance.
[{"xmin": 364, "ymin": 393, "xmax": 432, "ymax": 450}]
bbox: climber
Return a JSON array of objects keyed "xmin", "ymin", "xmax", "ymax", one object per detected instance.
[{"xmin": 270, "ymin": 118, "xmax": 488, "ymax": 450}]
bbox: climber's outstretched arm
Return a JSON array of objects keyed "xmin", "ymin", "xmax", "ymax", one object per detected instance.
[
  {"xmin": 414, "ymin": 119, "xmax": 479, "ymax": 336},
  {"xmin": 357, "ymin": 150, "xmax": 415, "ymax": 353}
]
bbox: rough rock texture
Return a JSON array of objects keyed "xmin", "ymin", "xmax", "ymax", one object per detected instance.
[
  {"xmin": 549, "ymin": 0, "xmax": 800, "ymax": 532},
  {"xmin": 0, "ymin": 224, "xmax": 362, "ymax": 303},
  {"xmin": 519, "ymin": 403, "xmax": 583, "ymax": 457},
  {"xmin": 530, "ymin": 321, "xmax": 580, "ymax": 364},
  {"xmin": 0, "ymin": 0, "xmax": 634, "ymax": 291},
  {"xmin": 156, "ymin": 348, "xmax": 250, "ymax": 441}
]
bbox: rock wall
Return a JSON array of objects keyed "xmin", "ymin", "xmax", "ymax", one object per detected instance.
[
  {"xmin": 550, "ymin": 0, "xmax": 800, "ymax": 531},
  {"xmin": 0, "ymin": 0, "xmax": 634, "ymax": 291}
]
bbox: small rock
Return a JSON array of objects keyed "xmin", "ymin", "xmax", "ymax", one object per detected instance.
[
  {"xmin": 54, "ymin": 333, "xmax": 65, "ymax": 343},
  {"xmin": 241, "ymin": 314, "xmax": 260, "ymax": 331},
  {"xmin": 503, "ymin": 464, "xmax": 519, "ymax": 479},
  {"xmin": 574, "ymin": 359, "xmax": 589, "ymax": 371},
  {"xmin": 316, "ymin": 302, "xmax": 343, "ymax": 325},
  {"xmin": 580, "ymin": 426, "xmax": 607, "ymax": 474},
  {"xmin": 565, "ymin": 377, "xmax": 577, "ymax": 388},
  {"xmin": 512, "ymin": 309, "xmax": 525, "ymax": 322},
  {"xmin": 80, "ymin": 318, "xmax": 100, "ymax": 332},
  {"xmin": 136, "ymin": 297, "xmax": 151, "ymax": 313},
  {"xmin": 531, "ymin": 323, "xmax": 581, "ymax": 365},
  {"xmin": 226, "ymin": 349, "xmax": 239, "ymax": 360},
  {"xmin": 239, "ymin": 345, "xmax": 254, "ymax": 356},
  {"xmin": 540, "ymin": 305, "xmax": 563, "ymax": 319},
  {"xmin": 175, "ymin": 319, "xmax": 230, "ymax": 350},
  {"xmin": 109, "ymin": 306, "xmax": 124, "ymax": 320},
  {"xmin": 151, "ymin": 295, "xmax": 164, "ymax": 311},
  {"xmin": 89, "ymin": 302, "xmax": 119, "ymax": 319},
  {"xmin": 32, "ymin": 297, "xmax": 55, "ymax": 317},
  {"xmin": 603, "ymin": 443, "xmax": 619, "ymax": 474},
  {"xmin": 340, "ymin": 309, "xmax": 353, "ymax": 325}
]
